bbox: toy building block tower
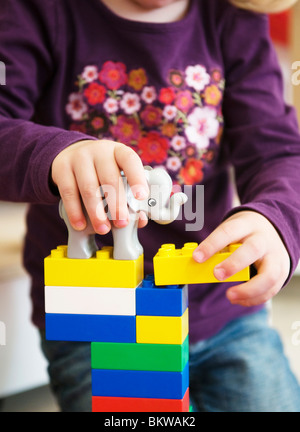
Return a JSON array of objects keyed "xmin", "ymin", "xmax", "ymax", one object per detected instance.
[
  {"xmin": 44, "ymin": 245, "xmax": 190, "ymax": 412},
  {"xmin": 44, "ymin": 241, "xmax": 249, "ymax": 412},
  {"xmin": 44, "ymin": 165, "xmax": 250, "ymax": 412}
]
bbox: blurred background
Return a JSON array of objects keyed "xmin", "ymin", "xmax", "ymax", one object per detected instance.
[{"xmin": 1, "ymin": 5, "xmax": 300, "ymax": 412}]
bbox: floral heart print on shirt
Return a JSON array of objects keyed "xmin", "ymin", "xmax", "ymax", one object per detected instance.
[{"xmin": 66, "ymin": 61, "xmax": 224, "ymax": 187}]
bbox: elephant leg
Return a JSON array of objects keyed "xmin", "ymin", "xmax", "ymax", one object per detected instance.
[
  {"xmin": 132, "ymin": 216, "xmax": 143, "ymax": 257},
  {"xmin": 111, "ymin": 217, "xmax": 141, "ymax": 260},
  {"xmin": 67, "ymin": 230, "xmax": 98, "ymax": 259},
  {"xmin": 59, "ymin": 200, "xmax": 98, "ymax": 259}
]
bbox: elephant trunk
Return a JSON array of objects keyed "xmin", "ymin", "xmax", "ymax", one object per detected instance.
[{"xmin": 154, "ymin": 192, "xmax": 188, "ymax": 225}]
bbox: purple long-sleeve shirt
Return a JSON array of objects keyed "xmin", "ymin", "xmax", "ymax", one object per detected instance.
[{"xmin": 1, "ymin": 0, "xmax": 300, "ymax": 343}]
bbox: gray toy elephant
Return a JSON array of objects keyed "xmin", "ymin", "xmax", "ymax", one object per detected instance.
[{"xmin": 59, "ymin": 166, "xmax": 188, "ymax": 260}]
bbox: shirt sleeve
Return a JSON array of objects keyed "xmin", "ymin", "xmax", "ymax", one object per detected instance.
[
  {"xmin": 221, "ymin": 8, "xmax": 300, "ymax": 279},
  {"xmin": 0, "ymin": 0, "xmax": 95, "ymax": 204}
]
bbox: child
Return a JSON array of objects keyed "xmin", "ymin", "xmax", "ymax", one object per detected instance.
[{"xmin": 1, "ymin": 0, "xmax": 300, "ymax": 412}]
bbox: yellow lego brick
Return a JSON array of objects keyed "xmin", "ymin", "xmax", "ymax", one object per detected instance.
[
  {"xmin": 136, "ymin": 308, "xmax": 189, "ymax": 345},
  {"xmin": 153, "ymin": 243, "xmax": 249, "ymax": 286},
  {"xmin": 44, "ymin": 245, "xmax": 144, "ymax": 288}
]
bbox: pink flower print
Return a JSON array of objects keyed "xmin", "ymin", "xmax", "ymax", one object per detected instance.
[
  {"xmin": 163, "ymin": 105, "xmax": 177, "ymax": 121},
  {"xmin": 84, "ymin": 83, "xmax": 106, "ymax": 105},
  {"xmin": 99, "ymin": 61, "xmax": 128, "ymax": 90},
  {"xmin": 90, "ymin": 114, "xmax": 109, "ymax": 133},
  {"xmin": 110, "ymin": 115, "xmax": 141, "ymax": 145},
  {"xmin": 166, "ymin": 156, "xmax": 182, "ymax": 171},
  {"xmin": 141, "ymin": 86, "xmax": 157, "ymax": 104},
  {"xmin": 175, "ymin": 90, "xmax": 193, "ymax": 113},
  {"xmin": 185, "ymin": 65, "xmax": 210, "ymax": 92},
  {"xmin": 203, "ymin": 84, "xmax": 222, "ymax": 106},
  {"xmin": 81, "ymin": 65, "xmax": 98, "ymax": 83},
  {"xmin": 179, "ymin": 158, "xmax": 204, "ymax": 185},
  {"xmin": 159, "ymin": 87, "xmax": 176, "ymax": 105},
  {"xmin": 171, "ymin": 135, "xmax": 186, "ymax": 151},
  {"xmin": 185, "ymin": 106, "xmax": 219, "ymax": 149},
  {"xmin": 120, "ymin": 92, "xmax": 141, "ymax": 115},
  {"xmin": 186, "ymin": 144, "xmax": 196, "ymax": 158},
  {"xmin": 211, "ymin": 69, "xmax": 222, "ymax": 83},
  {"xmin": 138, "ymin": 131, "xmax": 169, "ymax": 164},
  {"xmin": 161, "ymin": 122, "xmax": 177, "ymax": 138},
  {"xmin": 66, "ymin": 93, "xmax": 88, "ymax": 121},
  {"xmin": 128, "ymin": 68, "xmax": 147, "ymax": 91},
  {"xmin": 169, "ymin": 70, "xmax": 184, "ymax": 88},
  {"xmin": 140, "ymin": 105, "xmax": 162, "ymax": 127},
  {"xmin": 104, "ymin": 97, "xmax": 119, "ymax": 114}
]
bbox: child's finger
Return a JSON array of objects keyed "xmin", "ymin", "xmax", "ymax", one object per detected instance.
[
  {"xmin": 226, "ymin": 256, "xmax": 283, "ymax": 306},
  {"xmin": 213, "ymin": 235, "xmax": 264, "ymax": 281},
  {"xmin": 193, "ymin": 216, "xmax": 249, "ymax": 263},
  {"xmin": 114, "ymin": 144, "xmax": 149, "ymax": 200},
  {"xmin": 74, "ymin": 157, "xmax": 111, "ymax": 234},
  {"xmin": 138, "ymin": 211, "xmax": 148, "ymax": 229},
  {"xmin": 57, "ymin": 171, "xmax": 86, "ymax": 230},
  {"xmin": 96, "ymin": 156, "xmax": 129, "ymax": 228}
]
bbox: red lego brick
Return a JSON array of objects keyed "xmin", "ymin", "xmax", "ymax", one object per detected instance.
[{"xmin": 92, "ymin": 388, "xmax": 189, "ymax": 412}]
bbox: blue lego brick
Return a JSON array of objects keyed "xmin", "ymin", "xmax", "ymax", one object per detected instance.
[
  {"xmin": 91, "ymin": 362, "xmax": 189, "ymax": 399},
  {"xmin": 136, "ymin": 274, "xmax": 188, "ymax": 317},
  {"xmin": 45, "ymin": 313, "xmax": 136, "ymax": 342}
]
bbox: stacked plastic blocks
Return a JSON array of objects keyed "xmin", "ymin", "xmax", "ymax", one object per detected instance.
[
  {"xmin": 44, "ymin": 245, "xmax": 189, "ymax": 412},
  {"xmin": 44, "ymin": 241, "xmax": 249, "ymax": 412}
]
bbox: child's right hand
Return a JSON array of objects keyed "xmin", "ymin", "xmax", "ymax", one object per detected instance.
[{"xmin": 51, "ymin": 139, "xmax": 149, "ymax": 234}]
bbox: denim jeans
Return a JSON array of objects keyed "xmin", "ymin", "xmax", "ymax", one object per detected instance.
[
  {"xmin": 40, "ymin": 308, "xmax": 300, "ymax": 412},
  {"xmin": 189, "ymin": 308, "xmax": 300, "ymax": 412}
]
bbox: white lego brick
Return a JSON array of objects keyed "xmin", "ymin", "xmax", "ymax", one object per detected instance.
[{"xmin": 45, "ymin": 285, "xmax": 136, "ymax": 316}]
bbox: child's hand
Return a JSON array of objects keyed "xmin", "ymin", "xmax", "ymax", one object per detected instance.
[
  {"xmin": 193, "ymin": 211, "xmax": 291, "ymax": 307},
  {"xmin": 51, "ymin": 139, "xmax": 149, "ymax": 234}
]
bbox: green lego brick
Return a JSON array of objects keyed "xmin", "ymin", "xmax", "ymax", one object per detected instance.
[{"xmin": 91, "ymin": 336, "xmax": 189, "ymax": 372}]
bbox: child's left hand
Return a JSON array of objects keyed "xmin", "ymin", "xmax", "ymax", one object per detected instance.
[{"xmin": 193, "ymin": 210, "xmax": 291, "ymax": 307}]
